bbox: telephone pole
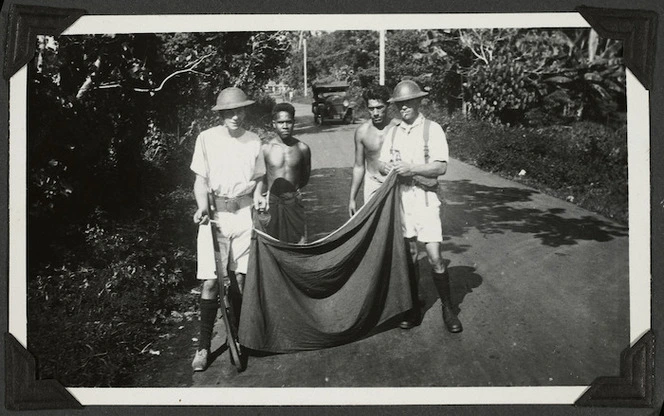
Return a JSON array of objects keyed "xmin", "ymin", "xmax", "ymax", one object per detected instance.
[
  {"xmin": 379, "ymin": 30, "xmax": 385, "ymax": 86},
  {"xmin": 303, "ymin": 38, "xmax": 308, "ymax": 97}
]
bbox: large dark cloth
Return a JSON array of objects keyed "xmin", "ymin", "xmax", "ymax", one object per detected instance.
[
  {"xmin": 239, "ymin": 171, "xmax": 411, "ymax": 353},
  {"xmin": 263, "ymin": 178, "xmax": 306, "ymax": 244}
]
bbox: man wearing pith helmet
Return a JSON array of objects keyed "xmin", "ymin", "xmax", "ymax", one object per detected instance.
[
  {"xmin": 189, "ymin": 86, "xmax": 266, "ymax": 371},
  {"xmin": 378, "ymin": 79, "xmax": 463, "ymax": 334}
]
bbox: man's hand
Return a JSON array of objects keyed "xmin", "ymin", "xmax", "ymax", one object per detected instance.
[
  {"xmin": 393, "ymin": 161, "xmax": 415, "ymax": 177},
  {"xmin": 254, "ymin": 194, "xmax": 269, "ymax": 212},
  {"xmin": 348, "ymin": 200, "xmax": 357, "ymax": 217},
  {"xmin": 379, "ymin": 161, "xmax": 394, "ymax": 176},
  {"xmin": 193, "ymin": 208, "xmax": 210, "ymax": 225}
]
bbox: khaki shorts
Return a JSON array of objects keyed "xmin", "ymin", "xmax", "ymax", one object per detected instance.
[
  {"xmin": 196, "ymin": 204, "xmax": 252, "ymax": 279},
  {"xmin": 400, "ymin": 186, "xmax": 443, "ymax": 243}
]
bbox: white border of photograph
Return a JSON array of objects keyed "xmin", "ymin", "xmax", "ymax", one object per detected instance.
[{"xmin": 8, "ymin": 12, "xmax": 651, "ymax": 406}]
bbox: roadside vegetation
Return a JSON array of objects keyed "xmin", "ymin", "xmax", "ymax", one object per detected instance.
[
  {"xmin": 27, "ymin": 28, "xmax": 626, "ymax": 387},
  {"xmin": 286, "ymin": 29, "xmax": 627, "ymax": 223},
  {"xmin": 444, "ymin": 114, "xmax": 627, "ymax": 223}
]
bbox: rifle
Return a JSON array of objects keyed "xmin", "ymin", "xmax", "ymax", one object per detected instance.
[{"xmin": 207, "ymin": 191, "xmax": 246, "ymax": 372}]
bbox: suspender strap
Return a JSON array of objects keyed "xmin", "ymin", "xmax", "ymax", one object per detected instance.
[
  {"xmin": 423, "ymin": 118, "xmax": 431, "ymax": 164},
  {"xmin": 423, "ymin": 119, "xmax": 431, "ymax": 206},
  {"xmin": 389, "ymin": 125, "xmax": 398, "ymax": 157}
]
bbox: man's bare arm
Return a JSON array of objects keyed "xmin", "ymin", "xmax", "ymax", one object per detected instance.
[
  {"xmin": 348, "ymin": 126, "xmax": 367, "ymax": 216},
  {"xmin": 254, "ymin": 145, "xmax": 268, "ymax": 210},
  {"xmin": 299, "ymin": 142, "xmax": 312, "ymax": 189},
  {"xmin": 193, "ymin": 174, "xmax": 210, "ymax": 224}
]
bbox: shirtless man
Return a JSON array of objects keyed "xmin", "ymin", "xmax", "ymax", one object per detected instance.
[
  {"xmin": 348, "ymin": 85, "xmax": 398, "ymax": 217},
  {"xmin": 255, "ymin": 102, "xmax": 311, "ymax": 243}
]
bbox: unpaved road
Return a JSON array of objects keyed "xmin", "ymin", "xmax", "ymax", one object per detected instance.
[{"xmin": 142, "ymin": 101, "xmax": 629, "ymax": 389}]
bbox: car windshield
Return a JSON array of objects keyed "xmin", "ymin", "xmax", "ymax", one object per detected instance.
[{"xmin": 317, "ymin": 91, "xmax": 347, "ymax": 100}]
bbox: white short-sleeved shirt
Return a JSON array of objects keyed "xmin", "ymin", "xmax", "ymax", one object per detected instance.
[
  {"xmin": 190, "ymin": 126, "xmax": 266, "ymax": 197},
  {"xmin": 379, "ymin": 113, "xmax": 449, "ymax": 208}
]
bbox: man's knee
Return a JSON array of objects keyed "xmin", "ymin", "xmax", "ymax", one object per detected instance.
[
  {"xmin": 425, "ymin": 243, "xmax": 445, "ymax": 272},
  {"xmin": 201, "ymin": 279, "xmax": 219, "ymax": 299}
]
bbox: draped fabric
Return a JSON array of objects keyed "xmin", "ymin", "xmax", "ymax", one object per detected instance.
[
  {"xmin": 261, "ymin": 178, "xmax": 306, "ymax": 244},
  {"xmin": 239, "ymin": 172, "xmax": 412, "ymax": 353}
]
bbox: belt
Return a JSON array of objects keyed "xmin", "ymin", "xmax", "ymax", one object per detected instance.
[{"xmin": 213, "ymin": 194, "xmax": 252, "ymax": 213}]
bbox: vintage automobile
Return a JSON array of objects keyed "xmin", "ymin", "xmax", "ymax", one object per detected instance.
[{"xmin": 311, "ymin": 82, "xmax": 354, "ymax": 125}]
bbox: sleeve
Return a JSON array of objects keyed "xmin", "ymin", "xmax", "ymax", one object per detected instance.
[
  {"xmin": 190, "ymin": 133, "xmax": 208, "ymax": 178},
  {"xmin": 427, "ymin": 122, "xmax": 449, "ymax": 164},
  {"xmin": 252, "ymin": 140, "xmax": 266, "ymax": 180}
]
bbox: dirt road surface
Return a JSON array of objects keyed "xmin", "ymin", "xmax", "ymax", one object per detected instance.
[{"xmin": 143, "ymin": 101, "xmax": 630, "ymax": 391}]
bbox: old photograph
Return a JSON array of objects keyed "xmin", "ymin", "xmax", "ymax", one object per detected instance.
[{"xmin": 7, "ymin": 12, "xmax": 650, "ymax": 406}]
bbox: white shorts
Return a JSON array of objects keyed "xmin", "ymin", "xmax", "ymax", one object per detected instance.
[
  {"xmin": 196, "ymin": 204, "xmax": 252, "ymax": 280},
  {"xmin": 400, "ymin": 186, "xmax": 443, "ymax": 243}
]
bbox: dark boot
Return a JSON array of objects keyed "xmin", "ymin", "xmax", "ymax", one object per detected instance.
[
  {"xmin": 400, "ymin": 249, "xmax": 421, "ymax": 330},
  {"xmin": 432, "ymin": 271, "xmax": 463, "ymax": 333}
]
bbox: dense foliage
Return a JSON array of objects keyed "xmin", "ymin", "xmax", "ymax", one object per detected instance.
[
  {"xmin": 30, "ymin": 32, "xmax": 289, "ymax": 224},
  {"xmin": 28, "ymin": 32, "xmax": 290, "ymax": 386},
  {"xmin": 285, "ymin": 30, "xmax": 379, "ymax": 89},
  {"xmin": 286, "ymin": 28, "xmax": 625, "ymax": 128},
  {"xmin": 385, "ymin": 28, "xmax": 625, "ymax": 127},
  {"xmin": 443, "ymin": 114, "xmax": 628, "ymax": 222}
]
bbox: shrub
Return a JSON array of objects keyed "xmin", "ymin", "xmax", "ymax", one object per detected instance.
[
  {"xmin": 28, "ymin": 188, "xmax": 198, "ymax": 386},
  {"xmin": 443, "ymin": 113, "xmax": 627, "ymax": 223}
]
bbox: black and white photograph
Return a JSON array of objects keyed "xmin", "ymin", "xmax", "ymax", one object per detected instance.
[{"xmin": 4, "ymin": 9, "xmax": 656, "ymax": 409}]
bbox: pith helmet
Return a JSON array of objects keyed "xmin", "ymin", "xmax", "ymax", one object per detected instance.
[
  {"xmin": 388, "ymin": 80, "xmax": 429, "ymax": 103},
  {"xmin": 211, "ymin": 87, "xmax": 255, "ymax": 111}
]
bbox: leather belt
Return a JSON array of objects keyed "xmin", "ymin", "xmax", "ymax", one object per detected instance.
[{"xmin": 214, "ymin": 194, "xmax": 252, "ymax": 213}]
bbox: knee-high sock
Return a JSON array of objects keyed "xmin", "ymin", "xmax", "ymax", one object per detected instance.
[
  {"xmin": 198, "ymin": 298, "xmax": 218, "ymax": 350},
  {"xmin": 432, "ymin": 270, "xmax": 452, "ymax": 306}
]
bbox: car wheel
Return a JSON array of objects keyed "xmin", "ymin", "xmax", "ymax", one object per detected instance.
[
  {"xmin": 315, "ymin": 114, "xmax": 323, "ymax": 125},
  {"xmin": 343, "ymin": 112, "xmax": 353, "ymax": 124}
]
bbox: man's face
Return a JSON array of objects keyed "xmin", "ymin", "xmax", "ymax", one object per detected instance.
[
  {"xmin": 221, "ymin": 107, "xmax": 246, "ymax": 131},
  {"xmin": 397, "ymin": 98, "xmax": 421, "ymax": 124},
  {"xmin": 272, "ymin": 111, "xmax": 294, "ymax": 139},
  {"xmin": 367, "ymin": 99, "xmax": 388, "ymax": 125}
]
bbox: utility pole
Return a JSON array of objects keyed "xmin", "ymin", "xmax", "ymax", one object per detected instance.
[
  {"xmin": 303, "ymin": 38, "xmax": 308, "ymax": 97},
  {"xmin": 379, "ymin": 30, "xmax": 385, "ymax": 86}
]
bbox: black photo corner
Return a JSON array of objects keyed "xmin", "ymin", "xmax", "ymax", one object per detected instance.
[{"xmin": 1, "ymin": 1, "xmax": 662, "ymax": 415}]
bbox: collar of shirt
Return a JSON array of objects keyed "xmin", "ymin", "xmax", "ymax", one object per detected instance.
[{"xmin": 397, "ymin": 113, "xmax": 425, "ymax": 134}]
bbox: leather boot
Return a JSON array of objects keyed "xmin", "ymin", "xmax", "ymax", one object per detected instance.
[{"xmin": 432, "ymin": 271, "xmax": 463, "ymax": 333}]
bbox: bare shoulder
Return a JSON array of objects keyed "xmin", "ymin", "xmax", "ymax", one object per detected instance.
[
  {"xmin": 354, "ymin": 120, "xmax": 372, "ymax": 140},
  {"xmin": 296, "ymin": 139, "xmax": 310, "ymax": 154},
  {"xmin": 262, "ymin": 137, "xmax": 281, "ymax": 153}
]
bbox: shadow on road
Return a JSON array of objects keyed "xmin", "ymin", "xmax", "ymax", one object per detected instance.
[
  {"xmin": 207, "ymin": 342, "xmax": 229, "ymax": 368},
  {"xmin": 442, "ymin": 179, "xmax": 628, "ymax": 250},
  {"xmin": 417, "ymin": 263, "xmax": 483, "ymax": 319},
  {"xmin": 449, "ymin": 265, "xmax": 483, "ymax": 314},
  {"xmin": 304, "ymin": 171, "xmax": 627, "ymax": 250}
]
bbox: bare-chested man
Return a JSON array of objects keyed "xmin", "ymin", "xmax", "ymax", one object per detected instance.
[
  {"xmin": 348, "ymin": 85, "xmax": 398, "ymax": 217},
  {"xmin": 255, "ymin": 102, "xmax": 311, "ymax": 243}
]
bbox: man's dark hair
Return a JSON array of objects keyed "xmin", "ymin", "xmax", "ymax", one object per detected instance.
[
  {"xmin": 272, "ymin": 102, "xmax": 295, "ymax": 119},
  {"xmin": 362, "ymin": 85, "xmax": 391, "ymax": 104}
]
